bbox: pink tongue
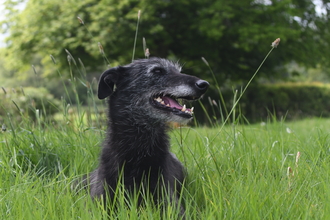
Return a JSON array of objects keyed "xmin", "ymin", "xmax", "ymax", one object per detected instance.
[{"xmin": 161, "ymin": 96, "xmax": 183, "ymax": 110}]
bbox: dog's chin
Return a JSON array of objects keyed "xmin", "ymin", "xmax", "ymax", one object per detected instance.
[
  {"xmin": 157, "ymin": 107, "xmax": 194, "ymax": 120},
  {"xmin": 167, "ymin": 114, "xmax": 192, "ymax": 124},
  {"xmin": 149, "ymin": 109, "xmax": 192, "ymax": 124}
]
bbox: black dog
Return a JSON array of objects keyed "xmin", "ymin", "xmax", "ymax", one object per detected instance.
[{"xmin": 83, "ymin": 57, "xmax": 208, "ymax": 213}]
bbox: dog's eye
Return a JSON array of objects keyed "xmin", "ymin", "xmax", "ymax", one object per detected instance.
[{"xmin": 152, "ymin": 68, "xmax": 164, "ymax": 74}]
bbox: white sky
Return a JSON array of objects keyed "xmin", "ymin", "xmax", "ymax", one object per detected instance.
[
  {"xmin": 0, "ymin": 0, "xmax": 26, "ymax": 46},
  {"xmin": 0, "ymin": 1, "xmax": 6, "ymax": 47},
  {"xmin": 0, "ymin": 0, "xmax": 4, "ymax": 17}
]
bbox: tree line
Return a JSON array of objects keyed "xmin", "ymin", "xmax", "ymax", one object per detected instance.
[{"xmin": 1, "ymin": 0, "xmax": 330, "ymax": 84}]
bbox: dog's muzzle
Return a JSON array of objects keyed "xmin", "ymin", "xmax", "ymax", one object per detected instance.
[{"xmin": 151, "ymin": 79, "xmax": 209, "ymax": 119}]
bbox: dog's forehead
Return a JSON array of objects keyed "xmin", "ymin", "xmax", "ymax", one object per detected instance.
[{"xmin": 129, "ymin": 58, "xmax": 182, "ymax": 72}]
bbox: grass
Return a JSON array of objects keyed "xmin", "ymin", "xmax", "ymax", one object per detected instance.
[{"xmin": 2, "ymin": 113, "xmax": 330, "ymax": 219}]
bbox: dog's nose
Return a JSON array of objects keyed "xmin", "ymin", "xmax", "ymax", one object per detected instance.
[{"xmin": 195, "ymin": 80, "xmax": 209, "ymax": 92}]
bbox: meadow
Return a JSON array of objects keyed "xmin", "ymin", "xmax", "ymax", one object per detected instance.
[
  {"xmin": 0, "ymin": 35, "xmax": 328, "ymax": 219},
  {"xmin": 0, "ymin": 4, "xmax": 328, "ymax": 218},
  {"xmin": 1, "ymin": 108, "xmax": 330, "ymax": 219}
]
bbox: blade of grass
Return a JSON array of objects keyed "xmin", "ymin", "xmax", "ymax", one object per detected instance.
[{"xmin": 132, "ymin": 10, "xmax": 141, "ymax": 62}]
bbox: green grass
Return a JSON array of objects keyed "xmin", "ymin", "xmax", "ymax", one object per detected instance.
[{"xmin": 2, "ymin": 115, "xmax": 330, "ymax": 219}]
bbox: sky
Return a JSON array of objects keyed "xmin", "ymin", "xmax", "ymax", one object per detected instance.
[
  {"xmin": 0, "ymin": 1, "xmax": 9, "ymax": 46},
  {"xmin": 0, "ymin": 0, "xmax": 26, "ymax": 46},
  {"xmin": 0, "ymin": 0, "xmax": 4, "ymax": 18},
  {"xmin": 0, "ymin": 1, "xmax": 6, "ymax": 47}
]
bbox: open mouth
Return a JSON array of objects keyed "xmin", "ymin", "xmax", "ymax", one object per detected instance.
[{"xmin": 151, "ymin": 94, "xmax": 197, "ymax": 118}]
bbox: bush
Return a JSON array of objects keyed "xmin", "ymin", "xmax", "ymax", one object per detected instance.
[
  {"xmin": 199, "ymin": 82, "xmax": 330, "ymax": 124},
  {"xmin": 0, "ymin": 87, "xmax": 61, "ymax": 122}
]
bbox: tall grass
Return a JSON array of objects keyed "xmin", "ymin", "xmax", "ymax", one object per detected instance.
[
  {"xmin": 2, "ymin": 111, "xmax": 330, "ymax": 219},
  {"xmin": 200, "ymin": 38, "xmax": 280, "ymax": 127}
]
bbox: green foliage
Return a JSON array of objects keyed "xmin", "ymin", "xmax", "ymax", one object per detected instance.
[
  {"xmin": 2, "ymin": 0, "xmax": 330, "ymax": 82},
  {"xmin": 0, "ymin": 86, "xmax": 61, "ymax": 121},
  {"xmin": 242, "ymin": 82, "xmax": 330, "ymax": 121},
  {"xmin": 202, "ymin": 82, "xmax": 330, "ymax": 124}
]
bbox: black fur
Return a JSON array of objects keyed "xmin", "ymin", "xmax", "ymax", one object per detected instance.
[{"xmin": 81, "ymin": 57, "xmax": 209, "ymax": 213}]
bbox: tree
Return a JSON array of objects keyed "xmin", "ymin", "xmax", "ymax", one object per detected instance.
[{"xmin": 2, "ymin": 0, "xmax": 330, "ymax": 83}]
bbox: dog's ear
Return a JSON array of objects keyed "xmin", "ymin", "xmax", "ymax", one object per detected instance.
[{"xmin": 98, "ymin": 67, "xmax": 122, "ymax": 99}]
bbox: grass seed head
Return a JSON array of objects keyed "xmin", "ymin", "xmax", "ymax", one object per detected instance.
[
  {"xmin": 67, "ymin": 55, "xmax": 71, "ymax": 65},
  {"xmin": 2, "ymin": 87, "xmax": 7, "ymax": 94},
  {"xmin": 271, "ymin": 38, "xmax": 280, "ymax": 48},
  {"xmin": 65, "ymin": 49, "xmax": 77, "ymax": 65},
  {"xmin": 295, "ymin": 151, "xmax": 301, "ymax": 164},
  {"xmin": 287, "ymin": 166, "xmax": 293, "ymax": 177},
  {"xmin": 77, "ymin": 17, "xmax": 84, "ymax": 24},
  {"xmin": 32, "ymin": 65, "xmax": 37, "ymax": 75},
  {"xmin": 201, "ymin": 57, "xmax": 209, "ymax": 66},
  {"xmin": 98, "ymin": 42, "xmax": 104, "ymax": 54},
  {"xmin": 208, "ymin": 97, "xmax": 212, "ymax": 106},
  {"xmin": 20, "ymin": 87, "xmax": 25, "ymax": 96},
  {"xmin": 145, "ymin": 48, "xmax": 150, "ymax": 58},
  {"xmin": 50, "ymin": 55, "xmax": 56, "ymax": 64}
]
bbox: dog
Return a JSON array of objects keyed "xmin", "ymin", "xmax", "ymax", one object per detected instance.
[{"xmin": 82, "ymin": 57, "xmax": 209, "ymax": 214}]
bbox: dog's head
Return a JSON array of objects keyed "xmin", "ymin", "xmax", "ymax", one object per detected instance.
[{"xmin": 98, "ymin": 57, "xmax": 209, "ymax": 123}]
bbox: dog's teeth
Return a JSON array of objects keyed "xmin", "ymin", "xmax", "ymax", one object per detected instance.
[
  {"xmin": 154, "ymin": 97, "xmax": 163, "ymax": 103},
  {"xmin": 181, "ymin": 105, "xmax": 186, "ymax": 112},
  {"xmin": 191, "ymin": 107, "xmax": 194, "ymax": 114},
  {"xmin": 185, "ymin": 110, "xmax": 192, "ymax": 115},
  {"xmin": 161, "ymin": 101, "xmax": 165, "ymax": 105},
  {"xmin": 166, "ymin": 104, "xmax": 170, "ymax": 107}
]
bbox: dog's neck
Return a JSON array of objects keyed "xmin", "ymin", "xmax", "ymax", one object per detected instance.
[{"xmin": 103, "ymin": 111, "xmax": 171, "ymax": 163}]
